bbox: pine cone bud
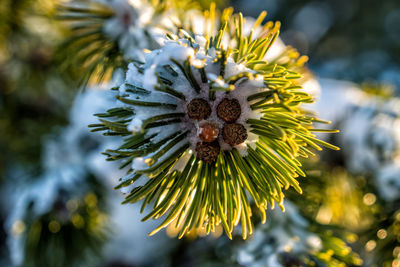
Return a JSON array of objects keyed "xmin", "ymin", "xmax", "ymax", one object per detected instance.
[
  {"xmin": 199, "ymin": 122, "xmax": 219, "ymax": 143},
  {"xmin": 187, "ymin": 98, "xmax": 211, "ymax": 120},
  {"xmin": 196, "ymin": 141, "xmax": 220, "ymax": 163},
  {"xmin": 217, "ymin": 98, "xmax": 241, "ymax": 123},
  {"xmin": 222, "ymin": 123, "xmax": 248, "ymax": 146}
]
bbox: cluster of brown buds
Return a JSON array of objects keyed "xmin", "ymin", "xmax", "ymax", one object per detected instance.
[{"xmin": 187, "ymin": 97, "xmax": 248, "ymax": 163}]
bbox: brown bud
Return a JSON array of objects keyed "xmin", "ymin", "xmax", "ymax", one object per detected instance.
[
  {"xmin": 195, "ymin": 141, "xmax": 220, "ymax": 163},
  {"xmin": 222, "ymin": 123, "xmax": 248, "ymax": 146},
  {"xmin": 217, "ymin": 98, "xmax": 241, "ymax": 123},
  {"xmin": 199, "ymin": 122, "xmax": 219, "ymax": 143},
  {"xmin": 187, "ymin": 98, "xmax": 211, "ymax": 120}
]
